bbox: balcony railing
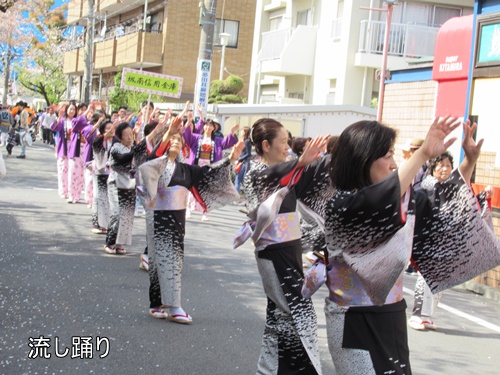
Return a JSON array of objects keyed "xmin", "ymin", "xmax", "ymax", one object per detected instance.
[
  {"xmin": 63, "ymin": 30, "xmax": 163, "ymax": 74},
  {"xmin": 259, "ymin": 28, "xmax": 293, "ymax": 61},
  {"xmin": 359, "ymin": 20, "xmax": 439, "ymax": 58},
  {"xmin": 258, "ymin": 26, "xmax": 317, "ymax": 76}
]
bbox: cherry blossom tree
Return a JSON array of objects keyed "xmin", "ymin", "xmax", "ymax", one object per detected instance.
[
  {"xmin": 0, "ymin": 0, "xmax": 31, "ymax": 105},
  {"xmin": 16, "ymin": 1, "xmax": 69, "ymax": 105},
  {"xmin": 0, "ymin": 0, "xmax": 20, "ymax": 13}
]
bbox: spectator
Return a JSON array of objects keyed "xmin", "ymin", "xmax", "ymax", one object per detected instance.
[
  {"xmin": 16, "ymin": 102, "xmax": 29, "ymax": 159},
  {"xmin": 41, "ymin": 107, "xmax": 57, "ymax": 145},
  {"xmin": 0, "ymin": 104, "xmax": 14, "ymax": 147}
]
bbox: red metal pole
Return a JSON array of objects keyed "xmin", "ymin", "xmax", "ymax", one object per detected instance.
[{"xmin": 377, "ymin": 3, "xmax": 393, "ymax": 122}]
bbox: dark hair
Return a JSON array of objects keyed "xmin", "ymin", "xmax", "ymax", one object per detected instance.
[
  {"xmin": 287, "ymin": 130, "xmax": 293, "ymax": 148},
  {"xmin": 183, "ymin": 117, "xmax": 195, "ymax": 129},
  {"xmin": 326, "ymin": 135, "xmax": 339, "ymax": 155},
  {"xmin": 141, "ymin": 101, "xmax": 154, "ymax": 109},
  {"xmin": 90, "ymin": 110, "xmax": 105, "ymax": 125},
  {"xmin": 250, "ymin": 118, "xmax": 285, "ymax": 156},
  {"xmin": 292, "ymin": 137, "xmax": 311, "ymax": 157},
  {"xmin": 111, "ymin": 110, "xmax": 118, "ymax": 116},
  {"xmin": 329, "ymin": 120, "xmax": 396, "ymax": 191},
  {"xmin": 77, "ymin": 102, "xmax": 88, "ymax": 112},
  {"xmin": 429, "ymin": 151, "xmax": 454, "ymax": 174},
  {"xmin": 115, "ymin": 122, "xmax": 131, "ymax": 140},
  {"xmin": 241, "ymin": 126, "xmax": 251, "ymax": 141},
  {"xmin": 204, "ymin": 119, "xmax": 217, "ymax": 140},
  {"xmin": 99, "ymin": 119, "xmax": 113, "ymax": 135},
  {"xmin": 65, "ymin": 101, "xmax": 78, "ymax": 118},
  {"xmin": 144, "ymin": 121, "xmax": 158, "ymax": 137},
  {"xmin": 118, "ymin": 106, "xmax": 128, "ymax": 111}
]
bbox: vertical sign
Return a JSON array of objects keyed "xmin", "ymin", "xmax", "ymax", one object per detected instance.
[{"xmin": 194, "ymin": 59, "xmax": 211, "ymax": 117}]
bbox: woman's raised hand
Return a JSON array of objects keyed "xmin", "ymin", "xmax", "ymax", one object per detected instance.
[
  {"xmin": 420, "ymin": 116, "xmax": 461, "ymax": 160},
  {"xmin": 297, "ymin": 135, "xmax": 329, "ymax": 168},
  {"xmin": 461, "ymin": 120, "xmax": 484, "ymax": 166},
  {"xmin": 231, "ymin": 123, "xmax": 240, "ymax": 135},
  {"xmin": 162, "ymin": 114, "xmax": 183, "ymax": 143},
  {"xmin": 229, "ymin": 140, "xmax": 245, "ymax": 163},
  {"xmin": 459, "ymin": 119, "xmax": 484, "ymax": 183},
  {"xmin": 197, "ymin": 102, "xmax": 204, "ymax": 121}
]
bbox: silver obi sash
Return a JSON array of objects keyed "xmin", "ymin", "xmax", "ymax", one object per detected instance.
[
  {"xmin": 234, "ymin": 212, "xmax": 301, "ymax": 251},
  {"xmin": 138, "ymin": 185, "xmax": 189, "ymax": 211}
]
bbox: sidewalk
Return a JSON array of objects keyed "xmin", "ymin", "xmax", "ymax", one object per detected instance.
[{"xmin": 459, "ymin": 281, "xmax": 500, "ymax": 303}]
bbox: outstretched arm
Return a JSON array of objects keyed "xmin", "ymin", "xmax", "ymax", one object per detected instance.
[
  {"xmin": 398, "ymin": 116, "xmax": 461, "ymax": 197},
  {"xmin": 229, "ymin": 141, "xmax": 245, "ymax": 163},
  {"xmin": 153, "ymin": 112, "xmax": 185, "ymax": 157},
  {"xmin": 297, "ymin": 135, "xmax": 329, "ymax": 168}
]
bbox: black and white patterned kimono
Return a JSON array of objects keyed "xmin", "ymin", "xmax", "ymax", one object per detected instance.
[
  {"xmin": 323, "ymin": 169, "xmax": 500, "ymax": 375},
  {"xmin": 106, "ymin": 142, "xmax": 136, "ymax": 247},
  {"xmin": 92, "ymin": 135, "xmax": 112, "ymax": 229},
  {"xmin": 139, "ymin": 153, "xmax": 239, "ymax": 309},
  {"xmin": 235, "ymin": 156, "xmax": 332, "ymax": 375},
  {"xmin": 134, "ymin": 137, "xmax": 160, "ymax": 307}
]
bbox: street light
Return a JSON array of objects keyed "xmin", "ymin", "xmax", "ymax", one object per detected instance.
[{"xmin": 219, "ymin": 32, "xmax": 230, "ymax": 80}]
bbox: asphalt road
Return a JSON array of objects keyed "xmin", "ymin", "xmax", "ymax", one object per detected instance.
[{"xmin": 1, "ymin": 142, "xmax": 499, "ymax": 375}]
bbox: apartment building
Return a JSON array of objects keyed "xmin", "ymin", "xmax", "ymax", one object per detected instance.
[
  {"xmin": 248, "ymin": 0, "xmax": 473, "ymax": 107},
  {"xmin": 63, "ymin": 0, "xmax": 257, "ymax": 102}
]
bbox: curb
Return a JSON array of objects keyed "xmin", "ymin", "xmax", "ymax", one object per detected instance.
[{"xmin": 456, "ymin": 281, "xmax": 500, "ymax": 303}]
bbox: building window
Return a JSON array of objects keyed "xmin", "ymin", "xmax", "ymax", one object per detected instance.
[
  {"xmin": 297, "ymin": 9, "xmax": 311, "ymax": 26},
  {"xmin": 433, "ymin": 6, "xmax": 461, "ymax": 27},
  {"xmin": 390, "ymin": 2, "xmax": 463, "ymax": 27},
  {"xmin": 269, "ymin": 16, "xmax": 283, "ymax": 31},
  {"xmin": 214, "ymin": 19, "xmax": 239, "ymax": 48},
  {"xmin": 332, "ymin": 18, "xmax": 342, "ymax": 40},
  {"xmin": 147, "ymin": 13, "xmax": 162, "ymax": 33}
]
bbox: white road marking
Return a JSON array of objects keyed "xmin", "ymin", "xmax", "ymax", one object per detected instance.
[
  {"xmin": 32, "ymin": 187, "xmax": 57, "ymax": 191},
  {"xmin": 403, "ymin": 286, "xmax": 500, "ymax": 333}
]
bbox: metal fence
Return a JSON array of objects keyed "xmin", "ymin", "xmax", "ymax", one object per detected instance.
[{"xmin": 358, "ymin": 20, "xmax": 439, "ymax": 58}]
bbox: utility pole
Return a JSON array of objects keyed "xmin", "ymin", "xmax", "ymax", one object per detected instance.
[
  {"xmin": 81, "ymin": 0, "xmax": 95, "ymax": 103},
  {"xmin": 194, "ymin": 0, "xmax": 217, "ymax": 117}
]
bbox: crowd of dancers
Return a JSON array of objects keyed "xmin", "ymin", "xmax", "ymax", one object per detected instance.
[{"xmin": 26, "ymin": 99, "xmax": 500, "ymax": 375}]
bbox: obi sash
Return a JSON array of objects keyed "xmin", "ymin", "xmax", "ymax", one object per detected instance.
[
  {"xmin": 138, "ymin": 185, "xmax": 189, "ymax": 211},
  {"xmin": 234, "ymin": 212, "xmax": 301, "ymax": 251},
  {"xmin": 326, "ymin": 260, "xmax": 404, "ymax": 307}
]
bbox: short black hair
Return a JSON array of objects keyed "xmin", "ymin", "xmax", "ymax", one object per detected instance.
[
  {"xmin": 292, "ymin": 137, "xmax": 311, "ymax": 156},
  {"xmin": 141, "ymin": 101, "xmax": 154, "ymax": 109},
  {"xmin": 90, "ymin": 110, "xmax": 105, "ymax": 125},
  {"xmin": 429, "ymin": 151, "xmax": 454, "ymax": 174},
  {"xmin": 144, "ymin": 121, "xmax": 158, "ymax": 137},
  {"xmin": 329, "ymin": 120, "xmax": 396, "ymax": 191},
  {"xmin": 118, "ymin": 106, "xmax": 128, "ymax": 111},
  {"xmin": 250, "ymin": 118, "xmax": 285, "ymax": 156},
  {"xmin": 78, "ymin": 102, "xmax": 88, "ymax": 111},
  {"xmin": 99, "ymin": 119, "xmax": 113, "ymax": 135},
  {"xmin": 115, "ymin": 122, "xmax": 131, "ymax": 140}
]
